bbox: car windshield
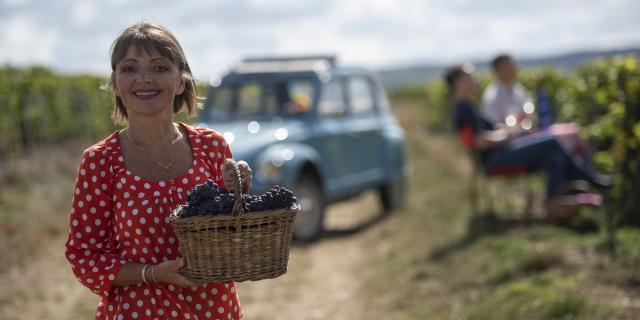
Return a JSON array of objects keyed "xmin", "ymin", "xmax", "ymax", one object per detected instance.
[{"xmin": 202, "ymin": 78, "xmax": 316, "ymax": 120}]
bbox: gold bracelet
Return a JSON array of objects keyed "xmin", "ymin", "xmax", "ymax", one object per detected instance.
[
  {"xmin": 150, "ymin": 265, "xmax": 158, "ymax": 284},
  {"xmin": 141, "ymin": 264, "xmax": 149, "ymax": 284}
]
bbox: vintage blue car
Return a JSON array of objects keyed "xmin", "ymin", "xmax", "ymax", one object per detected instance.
[{"xmin": 197, "ymin": 56, "xmax": 407, "ymax": 241}]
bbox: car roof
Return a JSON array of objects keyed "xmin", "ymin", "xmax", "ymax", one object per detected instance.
[{"xmin": 222, "ymin": 55, "xmax": 376, "ymax": 81}]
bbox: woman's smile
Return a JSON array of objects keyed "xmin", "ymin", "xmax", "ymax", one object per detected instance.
[
  {"xmin": 113, "ymin": 45, "xmax": 185, "ymax": 117},
  {"xmin": 133, "ymin": 89, "xmax": 161, "ymax": 101}
]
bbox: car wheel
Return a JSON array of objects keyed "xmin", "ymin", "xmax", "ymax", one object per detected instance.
[
  {"xmin": 379, "ymin": 176, "xmax": 407, "ymax": 212},
  {"xmin": 293, "ymin": 174, "xmax": 325, "ymax": 242}
]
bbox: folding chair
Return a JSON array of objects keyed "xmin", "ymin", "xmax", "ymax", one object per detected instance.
[
  {"xmin": 453, "ymin": 120, "xmax": 543, "ymax": 217},
  {"xmin": 466, "ymin": 151, "xmax": 542, "ymax": 217}
]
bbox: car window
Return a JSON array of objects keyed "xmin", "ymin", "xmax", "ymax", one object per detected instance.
[
  {"xmin": 237, "ymin": 83, "xmax": 264, "ymax": 116},
  {"xmin": 204, "ymin": 79, "xmax": 314, "ymax": 119},
  {"xmin": 347, "ymin": 77, "xmax": 375, "ymax": 115},
  {"xmin": 318, "ymin": 79, "xmax": 346, "ymax": 118},
  {"xmin": 205, "ymin": 86, "xmax": 232, "ymax": 118},
  {"xmin": 285, "ymin": 82, "xmax": 314, "ymax": 115},
  {"xmin": 376, "ymin": 82, "xmax": 391, "ymax": 113}
]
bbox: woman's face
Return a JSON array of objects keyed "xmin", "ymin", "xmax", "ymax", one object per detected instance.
[
  {"xmin": 113, "ymin": 45, "xmax": 185, "ymax": 119},
  {"xmin": 457, "ymin": 73, "xmax": 476, "ymax": 96}
]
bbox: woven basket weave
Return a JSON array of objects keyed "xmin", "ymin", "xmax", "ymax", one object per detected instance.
[{"xmin": 169, "ymin": 161, "xmax": 299, "ymax": 283}]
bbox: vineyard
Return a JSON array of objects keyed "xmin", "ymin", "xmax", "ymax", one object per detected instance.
[
  {"xmin": 0, "ymin": 67, "xmax": 197, "ymax": 165},
  {"xmin": 0, "ymin": 67, "xmax": 114, "ymax": 161},
  {"xmin": 389, "ymin": 55, "xmax": 640, "ymax": 229},
  {"xmin": 1, "ymin": 56, "xmax": 640, "ymax": 319},
  {"xmin": 1, "ymin": 55, "xmax": 639, "ymax": 230}
]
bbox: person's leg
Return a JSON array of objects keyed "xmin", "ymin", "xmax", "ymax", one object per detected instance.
[
  {"xmin": 484, "ymin": 132, "xmax": 606, "ymax": 197},
  {"xmin": 485, "ymin": 139, "xmax": 565, "ymax": 197}
]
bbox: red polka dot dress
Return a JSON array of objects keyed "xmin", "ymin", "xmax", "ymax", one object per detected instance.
[{"xmin": 65, "ymin": 123, "xmax": 243, "ymax": 320}]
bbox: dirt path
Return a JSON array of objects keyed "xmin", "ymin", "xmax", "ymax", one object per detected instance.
[
  {"xmin": 238, "ymin": 192, "xmax": 383, "ymax": 320},
  {"xmin": 0, "ymin": 191, "xmax": 386, "ymax": 320},
  {"xmin": 0, "ymin": 102, "xmax": 441, "ymax": 320}
]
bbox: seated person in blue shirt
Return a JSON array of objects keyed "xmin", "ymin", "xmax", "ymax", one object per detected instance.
[{"xmin": 445, "ymin": 63, "xmax": 610, "ymax": 215}]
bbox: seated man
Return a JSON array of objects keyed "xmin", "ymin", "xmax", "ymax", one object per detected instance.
[
  {"xmin": 483, "ymin": 55, "xmax": 593, "ymax": 187},
  {"xmin": 445, "ymin": 63, "xmax": 609, "ymax": 218},
  {"xmin": 481, "ymin": 54, "xmax": 533, "ymax": 127}
]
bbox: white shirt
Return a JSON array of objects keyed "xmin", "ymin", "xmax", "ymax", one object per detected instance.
[{"xmin": 480, "ymin": 81, "xmax": 532, "ymax": 125}]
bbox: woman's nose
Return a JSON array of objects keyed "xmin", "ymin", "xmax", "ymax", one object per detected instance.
[{"xmin": 136, "ymin": 71, "xmax": 152, "ymax": 83}]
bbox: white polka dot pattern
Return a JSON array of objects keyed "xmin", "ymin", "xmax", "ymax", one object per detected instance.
[{"xmin": 65, "ymin": 123, "xmax": 242, "ymax": 319}]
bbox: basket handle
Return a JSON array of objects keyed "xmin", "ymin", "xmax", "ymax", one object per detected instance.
[{"xmin": 228, "ymin": 159, "xmax": 245, "ymax": 231}]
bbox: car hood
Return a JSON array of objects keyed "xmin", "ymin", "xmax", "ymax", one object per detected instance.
[{"xmin": 195, "ymin": 118, "xmax": 309, "ymax": 160}]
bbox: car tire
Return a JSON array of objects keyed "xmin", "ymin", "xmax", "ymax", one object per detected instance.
[
  {"xmin": 379, "ymin": 176, "xmax": 407, "ymax": 212},
  {"xmin": 293, "ymin": 174, "xmax": 325, "ymax": 242}
]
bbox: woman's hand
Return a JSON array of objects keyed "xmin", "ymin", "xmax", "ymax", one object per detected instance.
[
  {"xmin": 153, "ymin": 258, "xmax": 198, "ymax": 288},
  {"xmin": 221, "ymin": 159, "xmax": 253, "ymax": 193}
]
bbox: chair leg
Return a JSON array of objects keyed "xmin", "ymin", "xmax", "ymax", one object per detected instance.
[
  {"xmin": 470, "ymin": 171, "xmax": 479, "ymax": 216},
  {"xmin": 484, "ymin": 173, "xmax": 543, "ymax": 219},
  {"xmin": 523, "ymin": 176, "xmax": 536, "ymax": 219},
  {"xmin": 484, "ymin": 176, "xmax": 504, "ymax": 214}
]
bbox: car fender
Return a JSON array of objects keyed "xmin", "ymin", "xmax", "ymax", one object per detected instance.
[
  {"xmin": 254, "ymin": 142, "xmax": 326, "ymax": 191},
  {"xmin": 381, "ymin": 125, "xmax": 408, "ymax": 180}
]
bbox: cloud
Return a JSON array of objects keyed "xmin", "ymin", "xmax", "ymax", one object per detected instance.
[
  {"xmin": 0, "ymin": 0, "xmax": 638, "ymax": 78},
  {"xmin": 0, "ymin": 12, "xmax": 59, "ymax": 66}
]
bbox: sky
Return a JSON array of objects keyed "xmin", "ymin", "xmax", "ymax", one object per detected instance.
[{"xmin": 1, "ymin": 0, "xmax": 639, "ymax": 81}]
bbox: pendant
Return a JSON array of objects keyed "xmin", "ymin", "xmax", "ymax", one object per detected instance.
[{"xmin": 164, "ymin": 163, "xmax": 172, "ymax": 172}]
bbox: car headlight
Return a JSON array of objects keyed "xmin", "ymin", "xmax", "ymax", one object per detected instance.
[
  {"xmin": 258, "ymin": 158, "xmax": 284, "ymax": 180},
  {"xmin": 256, "ymin": 147, "xmax": 295, "ymax": 181}
]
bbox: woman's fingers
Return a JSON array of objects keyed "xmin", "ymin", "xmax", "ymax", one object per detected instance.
[
  {"xmin": 222, "ymin": 159, "xmax": 253, "ymax": 192},
  {"xmin": 173, "ymin": 274, "xmax": 198, "ymax": 288},
  {"xmin": 222, "ymin": 158, "xmax": 235, "ymax": 172},
  {"xmin": 162, "ymin": 258, "xmax": 183, "ymax": 272},
  {"xmin": 237, "ymin": 160, "xmax": 252, "ymax": 192},
  {"xmin": 154, "ymin": 258, "xmax": 198, "ymax": 287}
]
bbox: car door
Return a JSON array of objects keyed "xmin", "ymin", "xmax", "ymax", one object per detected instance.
[
  {"xmin": 311, "ymin": 76, "xmax": 356, "ymax": 195},
  {"xmin": 344, "ymin": 75, "xmax": 384, "ymax": 187}
]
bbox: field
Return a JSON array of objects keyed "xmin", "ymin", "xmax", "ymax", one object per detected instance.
[{"xmin": 1, "ymin": 101, "xmax": 639, "ymax": 319}]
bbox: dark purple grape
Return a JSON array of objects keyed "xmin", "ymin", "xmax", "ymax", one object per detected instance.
[{"xmin": 181, "ymin": 181, "xmax": 297, "ymax": 218}]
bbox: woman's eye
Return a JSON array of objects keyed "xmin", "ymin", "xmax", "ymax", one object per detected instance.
[
  {"xmin": 154, "ymin": 65, "xmax": 170, "ymax": 72},
  {"xmin": 121, "ymin": 66, "xmax": 135, "ymax": 72}
]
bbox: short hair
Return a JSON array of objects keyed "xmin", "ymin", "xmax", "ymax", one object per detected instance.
[
  {"xmin": 444, "ymin": 63, "xmax": 474, "ymax": 91},
  {"xmin": 491, "ymin": 54, "xmax": 513, "ymax": 70},
  {"xmin": 106, "ymin": 21, "xmax": 200, "ymax": 124}
]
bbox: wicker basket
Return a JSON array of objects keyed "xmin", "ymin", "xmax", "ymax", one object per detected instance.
[{"xmin": 169, "ymin": 161, "xmax": 299, "ymax": 283}]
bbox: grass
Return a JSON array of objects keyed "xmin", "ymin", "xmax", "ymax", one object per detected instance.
[
  {"xmin": 466, "ymin": 271, "xmax": 613, "ymax": 320},
  {"xmin": 350, "ymin": 100, "xmax": 637, "ymax": 319},
  {"xmin": 1, "ymin": 101, "xmax": 639, "ymax": 319},
  {"xmin": 0, "ymin": 141, "xmax": 86, "ymax": 274}
]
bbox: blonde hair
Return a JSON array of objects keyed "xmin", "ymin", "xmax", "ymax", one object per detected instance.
[{"xmin": 107, "ymin": 21, "xmax": 200, "ymax": 123}]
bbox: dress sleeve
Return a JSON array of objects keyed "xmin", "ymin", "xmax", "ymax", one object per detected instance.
[
  {"xmin": 216, "ymin": 139, "xmax": 234, "ymax": 189},
  {"xmin": 64, "ymin": 147, "xmax": 127, "ymax": 298},
  {"xmin": 200, "ymin": 130, "xmax": 234, "ymax": 189}
]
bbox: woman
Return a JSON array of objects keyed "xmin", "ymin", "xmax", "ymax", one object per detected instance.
[
  {"xmin": 445, "ymin": 64, "xmax": 609, "ymax": 216},
  {"xmin": 65, "ymin": 21, "xmax": 251, "ymax": 319}
]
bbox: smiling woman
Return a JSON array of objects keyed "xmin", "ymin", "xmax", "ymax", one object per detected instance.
[
  {"xmin": 64, "ymin": 21, "xmax": 252, "ymax": 320},
  {"xmin": 107, "ymin": 22, "xmax": 197, "ymax": 123},
  {"xmin": 113, "ymin": 48, "xmax": 186, "ymax": 121}
]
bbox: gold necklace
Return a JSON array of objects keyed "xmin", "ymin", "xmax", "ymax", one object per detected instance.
[{"xmin": 125, "ymin": 126, "xmax": 181, "ymax": 172}]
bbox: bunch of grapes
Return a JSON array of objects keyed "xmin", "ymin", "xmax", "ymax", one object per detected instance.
[
  {"xmin": 242, "ymin": 186, "xmax": 297, "ymax": 212},
  {"xmin": 177, "ymin": 180, "xmax": 297, "ymax": 218},
  {"xmin": 177, "ymin": 180, "xmax": 234, "ymax": 218}
]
